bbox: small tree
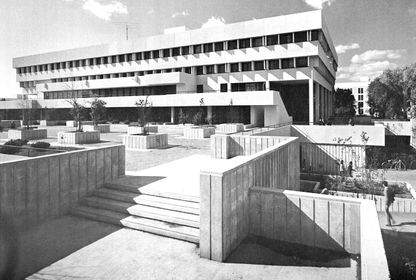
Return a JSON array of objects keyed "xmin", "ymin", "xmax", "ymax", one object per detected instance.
[
  {"xmin": 192, "ymin": 109, "xmax": 204, "ymax": 126},
  {"xmin": 68, "ymin": 98, "xmax": 87, "ymax": 132},
  {"xmin": 19, "ymin": 99, "xmax": 34, "ymax": 129},
  {"xmin": 135, "ymin": 96, "xmax": 152, "ymax": 132},
  {"xmin": 178, "ymin": 108, "xmax": 188, "ymax": 125},
  {"xmin": 89, "ymin": 98, "xmax": 107, "ymax": 126}
]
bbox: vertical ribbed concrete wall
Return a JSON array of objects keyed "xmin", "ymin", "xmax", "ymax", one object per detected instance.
[
  {"xmin": 122, "ymin": 134, "xmax": 168, "ymax": 149},
  {"xmin": 249, "ymin": 188, "xmax": 361, "ymax": 254},
  {"xmin": 0, "ymin": 145, "xmax": 125, "ymax": 229},
  {"xmin": 184, "ymin": 127, "xmax": 215, "ymax": 139},
  {"xmin": 57, "ymin": 131, "xmax": 100, "ymax": 144},
  {"xmin": 200, "ymin": 137, "xmax": 299, "ymax": 261},
  {"xmin": 216, "ymin": 124, "xmax": 244, "ymax": 134},
  {"xmin": 7, "ymin": 129, "xmax": 48, "ymax": 140},
  {"xmin": 127, "ymin": 126, "xmax": 158, "ymax": 134},
  {"xmin": 83, "ymin": 124, "xmax": 111, "ymax": 133}
]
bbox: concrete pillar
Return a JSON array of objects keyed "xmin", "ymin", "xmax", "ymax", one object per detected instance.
[
  {"xmin": 308, "ymin": 78, "xmax": 314, "ymax": 125},
  {"xmin": 207, "ymin": 106, "xmax": 213, "ymax": 123},
  {"xmin": 170, "ymin": 107, "xmax": 175, "ymax": 124},
  {"xmin": 411, "ymin": 118, "xmax": 416, "ymax": 149},
  {"xmin": 250, "ymin": 106, "xmax": 264, "ymax": 127}
]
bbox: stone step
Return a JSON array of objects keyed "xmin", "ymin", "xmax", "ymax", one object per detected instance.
[
  {"xmin": 81, "ymin": 197, "xmax": 199, "ymax": 228},
  {"xmin": 71, "ymin": 206, "xmax": 199, "ymax": 244},
  {"xmin": 104, "ymin": 182, "xmax": 200, "ymax": 203},
  {"xmin": 93, "ymin": 188, "xmax": 200, "ymax": 214}
]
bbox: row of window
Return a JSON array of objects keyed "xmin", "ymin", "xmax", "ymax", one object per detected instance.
[
  {"xmin": 17, "ymin": 29, "xmax": 324, "ymax": 74},
  {"xmin": 20, "ymin": 56, "xmax": 312, "ymax": 88}
]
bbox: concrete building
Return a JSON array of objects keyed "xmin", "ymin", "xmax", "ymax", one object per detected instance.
[
  {"xmin": 335, "ymin": 81, "xmax": 370, "ymax": 116},
  {"xmin": 3, "ymin": 10, "xmax": 337, "ymax": 126}
]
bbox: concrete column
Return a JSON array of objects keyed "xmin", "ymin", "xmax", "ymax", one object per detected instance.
[
  {"xmin": 250, "ymin": 106, "xmax": 264, "ymax": 127},
  {"xmin": 207, "ymin": 106, "xmax": 213, "ymax": 123},
  {"xmin": 308, "ymin": 78, "xmax": 314, "ymax": 125},
  {"xmin": 170, "ymin": 107, "xmax": 175, "ymax": 124}
]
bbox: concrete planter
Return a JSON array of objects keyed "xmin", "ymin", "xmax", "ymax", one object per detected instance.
[
  {"xmin": 184, "ymin": 126, "xmax": 215, "ymax": 139},
  {"xmin": 57, "ymin": 131, "xmax": 100, "ymax": 144},
  {"xmin": 217, "ymin": 123, "xmax": 244, "ymax": 134},
  {"xmin": 83, "ymin": 124, "xmax": 111, "ymax": 133},
  {"xmin": 127, "ymin": 126, "xmax": 158, "ymax": 135},
  {"xmin": 8, "ymin": 129, "xmax": 47, "ymax": 140},
  {"xmin": 39, "ymin": 120, "xmax": 66, "ymax": 126},
  {"xmin": 109, "ymin": 124, "xmax": 129, "ymax": 133},
  {"xmin": 66, "ymin": 120, "xmax": 94, "ymax": 127},
  {"xmin": 122, "ymin": 133, "xmax": 168, "ymax": 150}
]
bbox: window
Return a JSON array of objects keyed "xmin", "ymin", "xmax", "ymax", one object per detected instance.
[
  {"xmin": 280, "ymin": 33, "xmax": 293, "ymax": 44},
  {"xmin": 89, "ymin": 58, "xmax": 94, "ymax": 65},
  {"xmin": 118, "ymin": 55, "xmax": 125, "ymax": 63},
  {"xmin": 196, "ymin": 66, "xmax": 204, "ymax": 75},
  {"xmin": 241, "ymin": 62, "xmax": 252, "ymax": 72},
  {"xmin": 294, "ymin": 31, "xmax": 307, "ymax": 43},
  {"xmin": 144, "ymin": 51, "xmax": 151, "ymax": 60},
  {"xmin": 252, "ymin": 37, "xmax": 263, "ymax": 47},
  {"xmin": 181, "ymin": 46, "xmax": 190, "ymax": 55},
  {"xmin": 172, "ymin": 47, "xmax": 180, "ymax": 56},
  {"xmin": 358, "ymin": 95, "xmax": 363, "ymax": 101},
  {"xmin": 111, "ymin": 55, "xmax": 117, "ymax": 63},
  {"xmin": 197, "ymin": 84, "xmax": 203, "ymax": 93},
  {"xmin": 174, "ymin": 68, "xmax": 182, "ymax": 72},
  {"xmin": 239, "ymin": 38, "xmax": 251, "ymax": 49},
  {"xmin": 163, "ymin": 69, "xmax": 172, "ymax": 73},
  {"xmin": 311, "ymin": 29, "xmax": 320, "ymax": 41},
  {"xmin": 152, "ymin": 50, "xmax": 160, "ymax": 59},
  {"xmin": 193, "ymin": 44, "xmax": 202, "ymax": 54},
  {"xmin": 103, "ymin": 57, "xmax": 108, "ymax": 64},
  {"xmin": 359, "ymin": 108, "xmax": 363, "ymax": 115},
  {"xmin": 214, "ymin": 42, "xmax": 224, "ymax": 51},
  {"xmin": 95, "ymin": 57, "xmax": 101, "ymax": 65},
  {"xmin": 163, "ymin": 49, "xmax": 170, "ymax": 58},
  {"xmin": 267, "ymin": 35, "xmax": 279, "ymax": 46},
  {"xmin": 154, "ymin": 69, "xmax": 161, "ymax": 73},
  {"xmin": 358, "ymin": 102, "xmax": 364, "ymax": 108},
  {"xmin": 138, "ymin": 71, "xmax": 144, "ymax": 76},
  {"xmin": 228, "ymin": 40, "xmax": 238, "ymax": 50},
  {"xmin": 358, "ymin": 88, "xmax": 364, "ymax": 94},
  {"xmin": 295, "ymin": 57, "xmax": 308, "ymax": 67},
  {"xmin": 203, "ymin": 43, "xmax": 213, "ymax": 53},
  {"xmin": 206, "ymin": 65, "xmax": 215, "ymax": 74},
  {"xmin": 230, "ymin": 63, "xmax": 239, "ymax": 72},
  {"xmin": 281, "ymin": 58, "xmax": 294, "ymax": 69},
  {"xmin": 184, "ymin": 67, "xmax": 192, "ymax": 74},
  {"xmin": 136, "ymin": 53, "xmax": 142, "ymax": 60},
  {"xmin": 126, "ymin": 53, "xmax": 133, "ymax": 61},
  {"xmin": 51, "ymin": 64, "xmax": 55, "ymax": 70},
  {"xmin": 254, "ymin": 61, "xmax": 265, "ymax": 71},
  {"xmin": 80, "ymin": 60, "xmax": 86, "ymax": 67},
  {"xmin": 217, "ymin": 64, "xmax": 226, "ymax": 73},
  {"xmin": 268, "ymin": 59, "xmax": 280, "ymax": 70},
  {"xmin": 220, "ymin": 83, "xmax": 228, "ymax": 92}
]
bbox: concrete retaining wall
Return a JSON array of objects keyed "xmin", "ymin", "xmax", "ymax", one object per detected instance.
[
  {"xmin": 0, "ymin": 144, "xmax": 125, "ymax": 229},
  {"xmin": 184, "ymin": 126, "xmax": 215, "ymax": 139},
  {"xmin": 8, "ymin": 129, "xmax": 48, "ymax": 140},
  {"xmin": 216, "ymin": 123, "xmax": 244, "ymax": 134},
  {"xmin": 122, "ymin": 134, "xmax": 168, "ymax": 150},
  {"xmin": 200, "ymin": 137, "xmax": 299, "ymax": 261},
  {"xmin": 83, "ymin": 124, "xmax": 111, "ymax": 133},
  {"xmin": 57, "ymin": 131, "xmax": 100, "ymax": 144},
  {"xmin": 127, "ymin": 126, "xmax": 158, "ymax": 135}
]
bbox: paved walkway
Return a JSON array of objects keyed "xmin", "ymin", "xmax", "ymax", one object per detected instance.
[{"xmin": 28, "ymin": 228, "xmax": 358, "ymax": 280}]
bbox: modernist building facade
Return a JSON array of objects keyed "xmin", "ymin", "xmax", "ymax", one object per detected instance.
[
  {"xmin": 335, "ymin": 81, "xmax": 370, "ymax": 115},
  {"xmin": 3, "ymin": 10, "xmax": 337, "ymax": 126}
]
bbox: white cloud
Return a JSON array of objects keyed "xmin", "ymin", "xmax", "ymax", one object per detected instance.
[
  {"xmin": 303, "ymin": 0, "xmax": 335, "ymax": 9},
  {"xmin": 201, "ymin": 16, "xmax": 226, "ymax": 29},
  {"xmin": 335, "ymin": 43, "xmax": 360, "ymax": 54},
  {"xmin": 351, "ymin": 49, "xmax": 406, "ymax": 64},
  {"xmin": 82, "ymin": 0, "xmax": 128, "ymax": 21},
  {"xmin": 147, "ymin": 8, "xmax": 154, "ymax": 15},
  {"xmin": 171, "ymin": 9, "xmax": 190, "ymax": 18}
]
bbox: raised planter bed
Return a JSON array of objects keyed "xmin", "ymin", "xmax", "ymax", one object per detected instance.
[
  {"xmin": 83, "ymin": 124, "xmax": 110, "ymax": 133},
  {"xmin": 216, "ymin": 123, "xmax": 244, "ymax": 134},
  {"xmin": 109, "ymin": 124, "xmax": 129, "ymax": 133},
  {"xmin": 127, "ymin": 126, "xmax": 158, "ymax": 135},
  {"xmin": 57, "ymin": 131, "xmax": 100, "ymax": 144},
  {"xmin": 66, "ymin": 120, "xmax": 93, "ymax": 127},
  {"xmin": 8, "ymin": 129, "xmax": 47, "ymax": 140},
  {"xmin": 122, "ymin": 133, "xmax": 168, "ymax": 150},
  {"xmin": 183, "ymin": 126, "xmax": 215, "ymax": 139},
  {"xmin": 39, "ymin": 120, "xmax": 66, "ymax": 126}
]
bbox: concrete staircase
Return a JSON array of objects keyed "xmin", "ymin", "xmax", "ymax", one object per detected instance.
[{"xmin": 71, "ymin": 178, "xmax": 200, "ymax": 244}]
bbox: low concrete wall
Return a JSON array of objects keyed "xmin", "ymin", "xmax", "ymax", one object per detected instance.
[
  {"xmin": 127, "ymin": 126, "xmax": 158, "ymax": 135},
  {"xmin": 8, "ymin": 129, "xmax": 48, "ymax": 140},
  {"xmin": 122, "ymin": 134, "xmax": 168, "ymax": 150},
  {"xmin": 200, "ymin": 137, "xmax": 299, "ymax": 261},
  {"xmin": 184, "ymin": 126, "xmax": 215, "ymax": 139},
  {"xmin": 216, "ymin": 123, "xmax": 244, "ymax": 134},
  {"xmin": 0, "ymin": 144, "xmax": 125, "ymax": 229},
  {"xmin": 66, "ymin": 120, "xmax": 93, "ymax": 127},
  {"xmin": 109, "ymin": 124, "xmax": 129, "ymax": 133},
  {"xmin": 211, "ymin": 134, "xmax": 292, "ymax": 159},
  {"xmin": 83, "ymin": 124, "xmax": 111, "ymax": 133},
  {"xmin": 57, "ymin": 131, "xmax": 100, "ymax": 144}
]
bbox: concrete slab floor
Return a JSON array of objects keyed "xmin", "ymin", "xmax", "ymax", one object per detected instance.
[{"xmin": 28, "ymin": 227, "xmax": 358, "ymax": 280}]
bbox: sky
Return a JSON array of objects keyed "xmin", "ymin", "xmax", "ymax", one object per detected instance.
[{"xmin": 0, "ymin": 0, "xmax": 415, "ymax": 98}]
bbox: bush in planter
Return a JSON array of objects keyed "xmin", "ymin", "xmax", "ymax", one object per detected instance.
[
  {"xmin": 89, "ymin": 98, "xmax": 107, "ymax": 126},
  {"xmin": 30, "ymin": 141, "xmax": 51, "ymax": 149},
  {"xmin": 0, "ymin": 139, "xmax": 29, "ymax": 154},
  {"xmin": 134, "ymin": 96, "xmax": 152, "ymax": 134},
  {"xmin": 192, "ymin": 109, "xmax": 205, "ymax": 126},
  {"xmin": 68, "ymin": 98, "xmax": 88, "ymax": 132}
]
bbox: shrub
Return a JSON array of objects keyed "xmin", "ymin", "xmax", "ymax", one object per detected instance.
[
  {"xmin": 30, "ymin": 141, "xmax": 51, "ymax": 149},
  {"xmin": 5, "ymin": 139, "xmax": 28, "ymax": 146},
  {"xmin": 123, "ymin": 120, "xmax": 130, "ymax": 125},
  {"xmin": 10, "ymin": 122, "xmax": 16, "ymax": 129},
  {"xmin": 0, "ymin": 139, "xmax": 28, "ymax": 154},
  {"xmin": 192, "ymin": 110, "xmax": 204, "ymax": 126}
]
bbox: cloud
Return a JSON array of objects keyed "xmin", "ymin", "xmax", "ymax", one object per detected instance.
[
  {"xmin": 303, "ymin": 0, "xmax": 335, "ymax": 9},
  {"xmin": 335, "ymin": 43, "xmax": 360, "ymax": 54},
  {"xmin": 147, "ymin": 8, "xmax": 154, "ymax": 15},
  {"xmin": 171, "ymin": 9, "xmax": 190, "ymax": 18},
  {"xmin": 337, "ymin": 49, "xmax": 406, "ymax": 82},
  {"xmin": 201, "ymin": 16, "xmax": 226, "ymax": 29},
  {"xmin": 351, "ymin": 49, "xmax": 406, "ymax": 64},
  {"xmin": 82, "ymin": 0, "xmax": 128, "ymax": 21}
]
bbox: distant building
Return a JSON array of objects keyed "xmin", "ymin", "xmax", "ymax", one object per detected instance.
[
  {"xmin": 2, "ymin": 10, "xmax": 337, "ymax": 125},
  {"xmin": 335, "ymin": 82, "xmax": 370, "ymax": 116}
]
